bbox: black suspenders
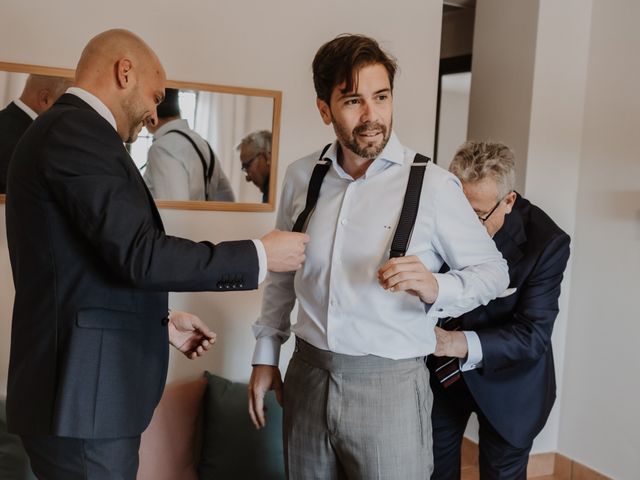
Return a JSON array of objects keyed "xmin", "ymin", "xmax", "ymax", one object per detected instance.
[
  {"xmin": 291, "ymin": 143, "xmax": 333, "ymax": 233},
  {"xmin": 292, "ymin": 145, "xmax": 431, "ymax": 258},
  {"xmin": 165, "ymin": 130, "xmax": 216, "ymax": 201},
  {"xmin": 389, "ymin": 153, "xmax": 430, "ymax": 258}
]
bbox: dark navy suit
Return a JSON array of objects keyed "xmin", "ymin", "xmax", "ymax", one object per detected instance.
[
  {"xmin": 0, "ymin": 101, "xmax": 33, "ymax": 193},
  {"xmin": 429, "ymin": 194, "xmax": 570, "ymax": 479},
  {"xmin": 6, "ymin": 93, "xmax": 258, "ymax": 479}
]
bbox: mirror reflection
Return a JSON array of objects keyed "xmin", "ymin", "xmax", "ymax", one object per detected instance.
[
  {"xmin": 131, "ymin": 87, "xmax": 274, "ymax": 204},
  {"xmin": 0, "ymin": 64, "xmax": 281, "ymax": 211},
  {"xmin": 0, "ymin": 71, "xmax": 72, "ymax": 193}
]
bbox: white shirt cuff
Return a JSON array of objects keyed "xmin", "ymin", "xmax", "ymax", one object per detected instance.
[
  {"xmin": 427, "ymin": 273, "xmax": 460, "ymax": 317},
  {"xmin": 460, "ymin": 330, "xmax": 483, "ymax": 371},
  {"xmin": 252, "ymin": 336, "xmax": 281, "ymax": 366},
  {"xmin": 252, "ymin": 239, "xmax": 267, "ymax": 284}
]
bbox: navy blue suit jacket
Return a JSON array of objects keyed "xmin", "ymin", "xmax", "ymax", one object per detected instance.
[
  {"xmin": 5, "ymin": 94, "xmax": 258, "ymax": 439},
  {"xmin": 438, "ymin": 194, "xmax": 570, "ymax": 448}
]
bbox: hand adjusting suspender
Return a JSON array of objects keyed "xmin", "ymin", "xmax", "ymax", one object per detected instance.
[
  {"xmin": 166, "ymin": 130, "xmax": 216, "ymax": 201},
  {"xmin": 291, "ymin": 145, "xmax": 431, "ymax": 259}
]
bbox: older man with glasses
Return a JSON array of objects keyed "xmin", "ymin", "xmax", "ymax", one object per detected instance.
[
  {"xmin": 429, "ymin": 141, "xmax": 571, "ymax": 480},
  {"xmin": 237, "ymin": 130, "xmax": 272, "ymax": 203}
]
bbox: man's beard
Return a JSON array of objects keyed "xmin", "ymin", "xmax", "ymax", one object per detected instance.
[
  {"xmin": 334, "ymin": 118, "xmax": 392, "ymax": 160},
  {"xmin": 122, "ymin": 88, "xmax": 146, "ymax": 143}
]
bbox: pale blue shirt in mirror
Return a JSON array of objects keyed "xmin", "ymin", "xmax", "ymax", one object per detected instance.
[{"xmin": 252, "ymin": 133, "xmax": 509, "ymax": 365}]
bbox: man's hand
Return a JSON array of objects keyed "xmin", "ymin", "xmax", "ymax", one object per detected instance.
[
  {"xmin": 261, "ymin": 230, "xmax": 310, "ymax": 272},
  {"xmin": 248, "ymin": 365, "xmax": 283, "ymax": 429},
  {"xmin": 377, "ymin": 255, "xmax": 439, "ymax": 304},
  {"xmin": 433, "ymin": 326, "xmax": 468, "ymax": 358},
  {"xmin": 168, "ymin": 310, "xmax": 216, "ymax": 359}
]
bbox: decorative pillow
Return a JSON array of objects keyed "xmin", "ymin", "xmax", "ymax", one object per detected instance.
[
  {"xmin": 137, "ymin": 378, "xmax": 206, "ymax": 480},
  {"xmin": 198, "ymin": 371, "xmax": 285, "ymax": 480},
  {"xmin": 0, "ymin": 398, "xmax": 37, "ymax": 480}
]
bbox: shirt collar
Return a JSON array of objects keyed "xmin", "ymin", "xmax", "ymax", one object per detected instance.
[
  {"xmin": 13, "ymin": 99, "xmax": 37, "ymax": 120},
  {"xmin": 324, "ymin": 131, "xmax": 405, "ymax": 179},
  {"xmin": 153, "ymin": 118, "xmax": 188, "ymax": 139},
  {"xmin": 66, "ymin": 87, "xmax": 117, "ymax": 132},
  {"xmin": 324, "ymin": 131, "xmax": 404, "ymax": 164}
]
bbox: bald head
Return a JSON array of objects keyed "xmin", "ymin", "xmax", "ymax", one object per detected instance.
[
  {"xmin": 74, "ymin": 29, "xmax": 167, "ymax": 143},
  {"xmin": 20, "ymin": 74, "xmax": 72, "ymax": 115}
]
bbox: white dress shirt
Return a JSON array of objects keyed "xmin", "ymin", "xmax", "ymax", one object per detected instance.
[
  {"xmin": 252, "ymin": 133, "xmax": 509, "ymax": 364},
  {"xmin": 143, "ymin": 118, "xmax": 235, "ymax": 202},
  {"xmin": 13, "ymin": 99, "xmax": 37, "ymax": 120},
  {"xmin": 64, "ymin": 88, "xmax": 266, "ymax": 283}
]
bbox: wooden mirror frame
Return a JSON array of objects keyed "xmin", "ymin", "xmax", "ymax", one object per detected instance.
[{"xmin": 0, "ymin": 61, "xmax": 282, "ymax": 212}]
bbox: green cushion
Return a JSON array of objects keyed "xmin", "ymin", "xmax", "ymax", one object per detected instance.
[
  {"xmin": 198, "ymin": 372, "xmax": 285, "ymax": 480},
  {"xmin": 0, "ymin": 399, "xmax": 37, "ymax": 480}
]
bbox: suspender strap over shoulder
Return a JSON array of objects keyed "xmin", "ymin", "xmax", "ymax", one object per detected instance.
[
  {"xmin": 292, "ymin": 143, "xmax": 333, "ymax": 233},
  {"xmin": 389, "ymin": 153, "xmax": 431, "ymax": 258},
  {"xmin": 291, "ymin": 146, "xmax": 431, "ymax": 258},
  {"xmin": 165, "ymin": 129, "xmax": 215, "ymax": 200}
]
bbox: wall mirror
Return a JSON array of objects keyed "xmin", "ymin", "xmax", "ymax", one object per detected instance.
[{"xmin": 0, "ymin": 61, "xmax": 281, "ymax": 211}]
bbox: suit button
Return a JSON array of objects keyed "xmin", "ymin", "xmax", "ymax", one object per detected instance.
[
  {"xmin": 239, "ymin": 283, "xmax": 244, "ymax": 288},
  {"xmin": 161, "ymin": 317, "xmax": 169, "ymax": 326}
]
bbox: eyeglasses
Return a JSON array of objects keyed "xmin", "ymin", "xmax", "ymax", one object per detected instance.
[
  {"xmin": 478, "ymin": 196, "xmax": 504, "ymax": 223},
  {"xmin": 241, "ymin": 154, "xmax": 261, "ymax": 172}
]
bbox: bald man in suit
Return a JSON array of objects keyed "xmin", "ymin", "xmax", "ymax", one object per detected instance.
[
  {"xmin": 6, "ymin": 29, "xmax": 308, "ymax": 480},
  {"xmin": 0, "ymin": 74, "xmax": 71, "ymax": 193}
]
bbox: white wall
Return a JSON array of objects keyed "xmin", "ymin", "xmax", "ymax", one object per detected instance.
[
  {"xmin": 557, "ymin": 1, "xmax": 640, "ymax": 478},
  {"xmin": 468, "ymin": 1, "xmax": 640, "ymax": 476},
  {"xmin": 467, "ymin": 0, "xmax": 540, "ymax": 193},
  {"xmin": 436, "ymin": 72, "xmax": 471, "ymax": 170},
  {"xmin": 0, "ymin": 0, "xmax": 442, "ymax": 391}
]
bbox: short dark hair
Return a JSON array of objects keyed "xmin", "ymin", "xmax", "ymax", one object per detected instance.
[{"xmin": 312, "ymin": 34, "xmax": 398, "ymax": 105}]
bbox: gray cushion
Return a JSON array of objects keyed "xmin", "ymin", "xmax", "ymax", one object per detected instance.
[
  {"xmin": 0, "ymin": 398, "xmax": 37, "ymax": 480},
  {"xmin": 198, "ymin": 372, "xmax": 285, "ymax": 479}
]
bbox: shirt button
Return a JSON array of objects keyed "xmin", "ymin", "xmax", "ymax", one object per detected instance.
[{"xmin": 340, "ymin": 219, "xmax": 348, "ymax": 225}]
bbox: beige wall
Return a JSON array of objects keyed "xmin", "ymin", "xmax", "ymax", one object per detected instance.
[
  {"xmin": 558, "ymin": 0, "xmax": 640, "ymax": 478},
  {"xmin": 0, "ymin": 0, "xmax": 442, "ymax": 390},
  {"xmin": 468, "ymin": 0, "xmax": 639, "ymax": 476},
  {"xmin": 468, "ymin": 0, "xmax": 540, "ymax": 193}
]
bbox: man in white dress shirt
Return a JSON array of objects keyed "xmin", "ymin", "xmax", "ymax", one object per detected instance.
[
  {"xmin": 248, "ymin": 34, "xmax": 509, "ymax": 479},
  {"xmin": 143, "ymin": 87, "xmax": 235, "ymax": 201}
]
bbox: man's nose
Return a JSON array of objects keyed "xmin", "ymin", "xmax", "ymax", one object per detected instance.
[
  {"xmin": 147, "ymin": 111, "xmax": 158, "ymax": 128},
  {"xmin": 360, "ymin": 100, "xmax": 376, "ymax": 122}
]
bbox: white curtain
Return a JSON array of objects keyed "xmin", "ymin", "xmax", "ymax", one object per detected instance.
[{"xmin": 193, "ymin": 91, "xmax": 272, "ymax": 203}]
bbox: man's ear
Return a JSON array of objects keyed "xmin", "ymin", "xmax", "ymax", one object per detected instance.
[
  {"xmin": 37, "ymin": 89, "xmax": 51, "ymax": 112},
  {"xmin": 316, "ymin": 98, "xmax": 332, "ymax": 125},
  {"xmin": 115, "ymin": 58, "xmax": 134, "ymax": 89},
  {"xmin": 504, "ymin": 191, "xmax": 517, "ymax": 214}
]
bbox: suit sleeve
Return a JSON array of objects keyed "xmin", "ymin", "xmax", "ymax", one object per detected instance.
[
  {"xmin": 41, "ymin": 109, "xmax": 258, "ymax": 292},
  {"xmin": 477, "ymin": 232, "xmax": 571, "ymax": 374}
]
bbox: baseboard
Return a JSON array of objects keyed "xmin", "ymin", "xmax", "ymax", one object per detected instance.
[{"xmin": 461, "ymin": 438, "xmax": 611, "ymax": 479}]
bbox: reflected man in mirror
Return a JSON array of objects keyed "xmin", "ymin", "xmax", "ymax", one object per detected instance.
[
  {"xmin": 0, "ymin": 74, "xmax": 71, "ymax": 193},
  {"xmin": 429, "ymin": 141, "xmax": 571, "ymax": 480},
  {"xmin": 237, "ymin": 129, "xmax": 271, "ymax": 203},
  {"xmin": 143, "ymin": 87, "xmax": 235, "ymax": 201}
]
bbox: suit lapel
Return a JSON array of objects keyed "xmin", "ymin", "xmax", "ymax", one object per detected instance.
[
  {"xmin": 493, "ymin": 194, "xmax": 528, "ymax": 269},
  {"xmin": 55, "ymin": 94, "xmax": 165, "ymax": 231}
]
